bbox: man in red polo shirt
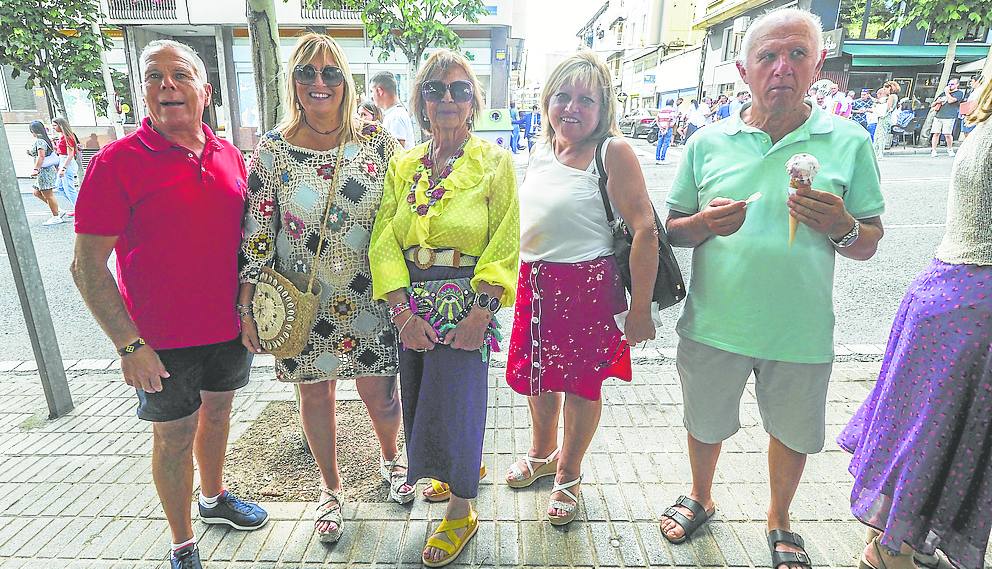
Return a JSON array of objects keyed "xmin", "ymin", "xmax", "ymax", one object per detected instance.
[{"xmin": 70, "ymin": 40, "xmax": 267, "ymax": 569}]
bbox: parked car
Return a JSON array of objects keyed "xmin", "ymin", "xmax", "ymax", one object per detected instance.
[{"xmin": 619, "ymin": 109, "xmax": 657, "ymax": 138}]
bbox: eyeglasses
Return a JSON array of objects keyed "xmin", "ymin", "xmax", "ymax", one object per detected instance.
[
  {"xmin": 293, "ymin": 64, "xmax": 345, "ymax": 87},
  {"xmin": 421, "ymin": 80, "xmax": 474, "ymax": 104}
]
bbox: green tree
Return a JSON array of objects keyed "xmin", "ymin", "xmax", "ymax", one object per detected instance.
[
  {"xmin": 0, "ymin": 0, "xmax": 110, "ymax": 117},
  {"xmin": 888, "ymin": 0, "xmax": 992, "ymax": 136},
  {"xmin": 314, "ymin": 0, "xmax": 489, "ymax": 83}
]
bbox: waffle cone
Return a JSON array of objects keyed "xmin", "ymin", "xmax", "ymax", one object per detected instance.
[{"xmin": 788, "ymin": 179, "xmax": 810, "ymax": 247}]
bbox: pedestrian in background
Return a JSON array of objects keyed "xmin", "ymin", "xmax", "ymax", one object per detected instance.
[
  {"xmin": 509, "ymin": 100, "xmax": 522, "ymax": 154},
  {"xmin": 662, "ymin": 10, "xmax": 884, "ymax": 568},
  {"xmin": 71, "ymin": 40, "xmax": 268, "ymax": 569},
  {"xmin": 851, "ymin": 89, "xmax": 875, "ymax": 138},
  {"xmin": 27, "ymin": 120, "xmax": 63, "ymax": 226},
  {"xmin": 358, "ymin": 98, "xmax": 382, "ymax": 122},
  {"xmin": 524, "ymin": 103, "xmax": 542, "ymax": 151},
  {"xmin": 238, "ymin": 33, "xmax": 410, "ymax": 544},
  {"xmin": 369, "ymin": 48, "xmax": 519, "ymax": 567},
  {"xmin": 838, "ymin": 74, "xmax": 992, "ymax": 569},
  {"xmin": 655, "ymin": 98, "xmax": 677, "ymax": 163},
  {"xmin": 930, "ymin": 78, "xmax": 964, "ymax": 156},
  {"xmin": 52, "ymin": 116, "xmax": 81, "ymax": 216},
  {"xmin": 371, "ymin": 70, "xmax": 415, "ymax": 149},
  {"xmin": 505, "ymin": 50, "xmax": 657, "ymax": 527},
  {"xmin": 715, "ymin": 94, "xmax": 731, "ymax": 120},
  {"xmin": 873, "ymin": 81, "xmax": 899, "ymax": 158},
  {"xmin": 728, "ymin": 91, "xmax": 748, "ymax": 117}
]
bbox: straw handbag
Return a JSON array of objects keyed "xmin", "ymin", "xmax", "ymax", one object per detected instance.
[{"xmin": 251, "ymin": 144, "xmax": 344, "ymax": 358}]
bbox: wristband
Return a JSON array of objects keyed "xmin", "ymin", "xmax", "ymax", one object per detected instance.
[
  {"xmin": 236, "ymin": 303, "xmax": 252, "ymax": 318},
  {"xmin": 118, "ymin": 337, "xmax": 147, "ymax": 356},
  {"xmin": 389, "ymin": 301, "xmax": 411, "ymax": 320}
]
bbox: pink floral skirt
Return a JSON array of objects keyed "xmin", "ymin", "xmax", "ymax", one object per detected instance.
[{"xmin": 506, "ymin": 256, "xmax": 632, "ymax": 401}]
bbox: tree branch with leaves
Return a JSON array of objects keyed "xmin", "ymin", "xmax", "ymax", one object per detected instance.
[{"xmin": 0, "ymin": 0, "xmax": 111, "ymax": 117}]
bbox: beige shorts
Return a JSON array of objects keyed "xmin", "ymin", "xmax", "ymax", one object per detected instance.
[
  {"xmin": 931, "ymin": 117, "xmax": 956, "ymax": 135},
  {"xmin": 675, "ymin": 337, "xmax": 832, "ymax": 454}
]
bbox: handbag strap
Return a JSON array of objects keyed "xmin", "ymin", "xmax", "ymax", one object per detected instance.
[
  {"xmin": 306, "ymin": 142, "xmax": 347, "ymax": 294},
  {"xmin": 594, "ymin": 137, "xmax": 616, "ymax": 224}
]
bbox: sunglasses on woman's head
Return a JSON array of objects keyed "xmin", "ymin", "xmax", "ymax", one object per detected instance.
[
  {"xmin": 293, "ymin": 64, "xmax": 345, "ymax": 87},
  {"xmin": 421, "ymin": 80, "xmax": 474, "ymax": 103}
]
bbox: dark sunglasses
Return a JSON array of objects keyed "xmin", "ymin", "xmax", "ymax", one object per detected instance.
[
  {"xmin": 292, "ymin": 64, "xmax": 345, "ymax": 87},
  {"xmin": 421, "ymin": 80, "xmax": 474, "ymax": 103}
]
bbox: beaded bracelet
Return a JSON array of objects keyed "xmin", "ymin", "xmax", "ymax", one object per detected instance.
[
  {"xmin": 389, "ymin": 301, "xmax": 411, "ymax": 320},
  {"xmin": 235, "ymin": 303, "xmax": 252, "ymax": 319}
]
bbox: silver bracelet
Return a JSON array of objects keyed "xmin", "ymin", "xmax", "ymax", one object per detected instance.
[
  {"xmin": 397, "ymin": 313, "xmax": 415, "ymax": 338},
  {"xmin": 235, "ymin": 303, "xmax": 252, "ymax": 318}
]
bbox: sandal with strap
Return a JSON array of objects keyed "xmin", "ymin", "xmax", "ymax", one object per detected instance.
[
  {"xmin": 548, "ymin": 474, "xmax": 582, "ymax": 526},
  {"xmin": 864, "ymin": 528, "xmax": 945, "ymax": 569},
  {"xmin": 423, "ymin": 465, "xmax": 487, "ymax": 502},
  {"xmin": 660, "ymin": 495, "xmax": 715, "ymax": 544},
  {"xmin": 422, "ymin": 508, "xmax": 479, "ymax": 568},
  {"xmin": 768, "ymin": 529, "xmax": 813, "ymax": 569},
  {"xmin": 506, "ymin": 448, "xmax": 560, "ymax": 489},
  {"xmin": 379, "ymin": 455, "xmax": 415, "ymax": 504},
  {"xmin": 314, "ymin": 487, "xmax": 344, "ymax": 543}
]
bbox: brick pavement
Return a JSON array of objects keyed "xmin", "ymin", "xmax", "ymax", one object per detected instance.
[{"xmin": 0, "ymin": 359, "xmax": 989, "ymax": 569}]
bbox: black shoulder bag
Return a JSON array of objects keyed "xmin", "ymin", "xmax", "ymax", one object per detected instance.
[{"xmin": 595, "ymin": 137, "xmax": 686, "ymax": 310}]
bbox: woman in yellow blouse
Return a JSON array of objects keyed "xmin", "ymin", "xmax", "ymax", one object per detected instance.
[{"xmin": 369, "ymin": 49, "xmax": 519, "ymax": 567}]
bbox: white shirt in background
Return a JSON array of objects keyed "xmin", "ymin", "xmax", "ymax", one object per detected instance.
[{"xmin": 381, "ymin": 104, "xmax": 415, "ymax": 150}]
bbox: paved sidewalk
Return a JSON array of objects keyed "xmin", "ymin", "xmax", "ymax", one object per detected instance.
[{"xmin": 0, "ymin": 361, "xmax": 988, "ymax": 569}]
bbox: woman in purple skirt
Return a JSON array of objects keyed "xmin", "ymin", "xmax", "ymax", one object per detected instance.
[
  {"xmin": 838, "ymin": 79, "xmax": 992, "ymax": 569},
  {"xmin": 369, "ymin": 49, "xmax": 519, "ymax": 568}
]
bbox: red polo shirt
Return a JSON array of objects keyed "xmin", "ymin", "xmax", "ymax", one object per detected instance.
[{"xmin": 75, "ymin": 117, "xmax": 247, "ymax": 350}]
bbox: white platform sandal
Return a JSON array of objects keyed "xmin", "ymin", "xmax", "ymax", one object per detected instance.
[
  {"xmin": 506, "ymin": 448, "xmax": 560, "ymax": 489},
  {"xmin": 548, "ymin": 474, "xmax": 582, "ymax": 526},
  {"xmin": 380, "ymin": 455, "xmax": 415, "ymax": 504}
]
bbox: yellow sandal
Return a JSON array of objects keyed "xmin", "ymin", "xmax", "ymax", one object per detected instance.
[
  {"xmin": 423, "ymin": 465, "xmax": 487, "ymax": 502},
  {"xmin": 422, "ymin": 508, "xmax": 479, "ymax": 568}
]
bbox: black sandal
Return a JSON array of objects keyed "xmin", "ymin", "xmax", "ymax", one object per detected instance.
[
  {"xmin": 768, "ymin": 529, "xmax": 813, "ymax": 569},
  {"xmin": 659, "ymin": 495, "xmax": 715, "ymax": 544}
]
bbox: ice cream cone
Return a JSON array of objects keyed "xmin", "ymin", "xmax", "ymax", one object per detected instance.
[{"xmin": 788, "ymin": 179, "xmax": 807, "ymax": 246}]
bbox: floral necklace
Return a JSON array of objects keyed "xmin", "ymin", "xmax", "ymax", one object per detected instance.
[{"xmin": 406, "ymin": 136, "xmax": 469, "ymax": 216}]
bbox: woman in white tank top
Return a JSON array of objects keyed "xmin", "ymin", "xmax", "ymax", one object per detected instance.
[{"xmin": 504, "ymin": 52, "xmax": 659, "ymax": 526}]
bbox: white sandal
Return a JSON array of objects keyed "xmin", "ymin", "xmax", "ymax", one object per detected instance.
[
  {"xmin": 506, "ymin": 448, "xmax": 560, "ymax": 489},
  {"xmin": 379, "ymin": 455, "xmax": 415, "ymax": 504},
  {"xmin": 548, "ymin": 474, "xmax": 582, "ymax": 526},
  {"xmin": 314, "ymin": 487, "xmax": 344, "ymax": 542}
]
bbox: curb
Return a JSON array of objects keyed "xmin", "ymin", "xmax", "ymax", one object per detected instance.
[{"xmin": 0, "ymin": 344, "xmax": 887, "ymax": 375}]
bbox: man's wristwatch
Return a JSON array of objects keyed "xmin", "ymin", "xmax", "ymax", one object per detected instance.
[
  {"xmin": 830, "ymin": 218, "xmax": 860, "ymax": 248},
  {"xmin": 118, "ymin": 337, "xmax": 147, "ymax": 356},
  {"xmin": 474, "ymin": 292, "xmax": 502, "ymax": 315}
]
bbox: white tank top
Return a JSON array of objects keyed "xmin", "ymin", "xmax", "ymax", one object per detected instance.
[{"xmin": 519, "ymin": 139, "xmax": 615, "ymax": 263}]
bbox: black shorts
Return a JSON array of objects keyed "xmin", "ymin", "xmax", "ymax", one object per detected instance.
[{"xmin": 135, "ymin": 338, "xmax": 252, "ymax": 422}]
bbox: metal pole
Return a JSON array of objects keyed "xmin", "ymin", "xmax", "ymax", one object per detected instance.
[
  {"xmin": 95, "ymin": 22, "xmax": 125, "ymax": 139},
  {"xmin": 0, "ymin": 119, "xmax": 73, "ymax": 418}
]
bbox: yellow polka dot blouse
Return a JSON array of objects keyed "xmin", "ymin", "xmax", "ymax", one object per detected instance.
[{"xmin": 369, "ymin": 135, "xmax": 520, "ymax": 306}]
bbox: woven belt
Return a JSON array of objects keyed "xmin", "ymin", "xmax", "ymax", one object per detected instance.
[{"xmin": 403, "ymin": 246, "xmax": 478, "ymax": 270}]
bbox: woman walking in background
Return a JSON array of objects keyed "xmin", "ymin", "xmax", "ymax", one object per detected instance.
[
  {"xmin": 838, "ymin": 75, "xmax": 992, "ymax": 569},
  {"xmin": 52, "ymin": 116, "xmax": 81, "ymax": 216},
  {"xmin": 872, "ymin": 81, "xmax": 899, "ymax": 157},
  {"xmin": 27, "ymin": 120, "xmax": 64, "ymax": 226}
]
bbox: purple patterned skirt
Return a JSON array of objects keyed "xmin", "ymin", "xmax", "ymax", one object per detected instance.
[{"xmin": 837, "ymin": 259, "xmax": 992, "ymax": 569}]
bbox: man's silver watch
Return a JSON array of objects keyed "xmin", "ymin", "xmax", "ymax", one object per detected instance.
[{"xmin": 830, "ymin": 218, "xmax": 860, "ymax": 248}]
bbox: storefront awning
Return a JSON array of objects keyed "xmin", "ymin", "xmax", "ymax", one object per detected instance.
[{"xmin": 843, "ymin": 44, "xmax": 991, "ymax": 68}]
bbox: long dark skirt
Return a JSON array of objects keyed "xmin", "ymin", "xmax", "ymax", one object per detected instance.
[
  {"xmin": 837, "ymin": 260, "xmax": 992, "ymax": 569},
  {"xmin": 401, "ymin": 261, "xmax": 489, "ymax": 499}
]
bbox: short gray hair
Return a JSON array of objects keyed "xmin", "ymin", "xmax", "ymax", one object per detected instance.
[
  {"xmin": 737, "ymin": 8, "xmax": 823, "ymax": 66},
  {"xmin": 140, "ymin": 39, "xmax": 208, "ymax": 83}
]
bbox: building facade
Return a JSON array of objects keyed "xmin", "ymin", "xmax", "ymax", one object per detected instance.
[
  {"xmin": 98, "ymin": 0, "xmax": 517, "ymax": 151},
  {"xmin": 693, "ymin": 0, "xmax": 990, "ymax": 105}
]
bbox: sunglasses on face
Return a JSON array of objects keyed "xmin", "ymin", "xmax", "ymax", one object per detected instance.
[
  {"xmin": 293, "ymin": 64, "xmax": 345, "ymax": 87},
  {"xmin": 421, "ymin": 80, "xmax": 474, "ymax": 104}
]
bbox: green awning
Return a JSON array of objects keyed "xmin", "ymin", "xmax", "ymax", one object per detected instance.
[
  {"xmin": 843, "ymin": 43, "xmax": 990, "ymax": 67},
  {"xmin": 852, "ymin": 56, "xmax": 944, "ymax": 67}
]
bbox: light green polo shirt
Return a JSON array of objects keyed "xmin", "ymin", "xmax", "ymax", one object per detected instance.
[{"xmin": 667, "ymin": 104, "xmax": 884, "ymax": 363}]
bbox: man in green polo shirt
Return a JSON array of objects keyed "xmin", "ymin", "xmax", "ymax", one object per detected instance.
[{"xmin": 657, "ymin": 8, "xmax": 885, "ymax": 569}]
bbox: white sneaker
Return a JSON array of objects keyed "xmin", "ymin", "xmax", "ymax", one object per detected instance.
[
  {"xmin": 41, "ymin": 215, "xmax": 65, "ymax": 226},
  {"xmin": 948, "ymin": 149, "xmax": 955, "ymax": 157},
  {"xmin": 930, "ymin": 150, "xmax": 938, "ymax": 157}
]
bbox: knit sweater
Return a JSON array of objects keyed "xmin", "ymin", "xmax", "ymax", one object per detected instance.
[{"xmin": 935, "ymin": 119, "xmax": 992, "ymax": 265}]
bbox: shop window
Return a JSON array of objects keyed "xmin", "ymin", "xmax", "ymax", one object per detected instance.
[
  {"xmin": 847, "ymin": 72, "xmax": 891, "ymax": 96},
  {"xmin": 2, "ymin": 66, "xmax": 36, "ymax": 111},
  {"xmin": 838, "ymin": 0, "xmax": 901, "ymax": 40},
  {"xmin": 237, "ymin": 71, "xmax": 259, "ymax": 128},
  {"xmin": 914, "ymin": 72, "xmax": 942, "ymax": 105},
  {"xmin": 927, "ymin": 22, "xmax": 990, "ymax": 43}
]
